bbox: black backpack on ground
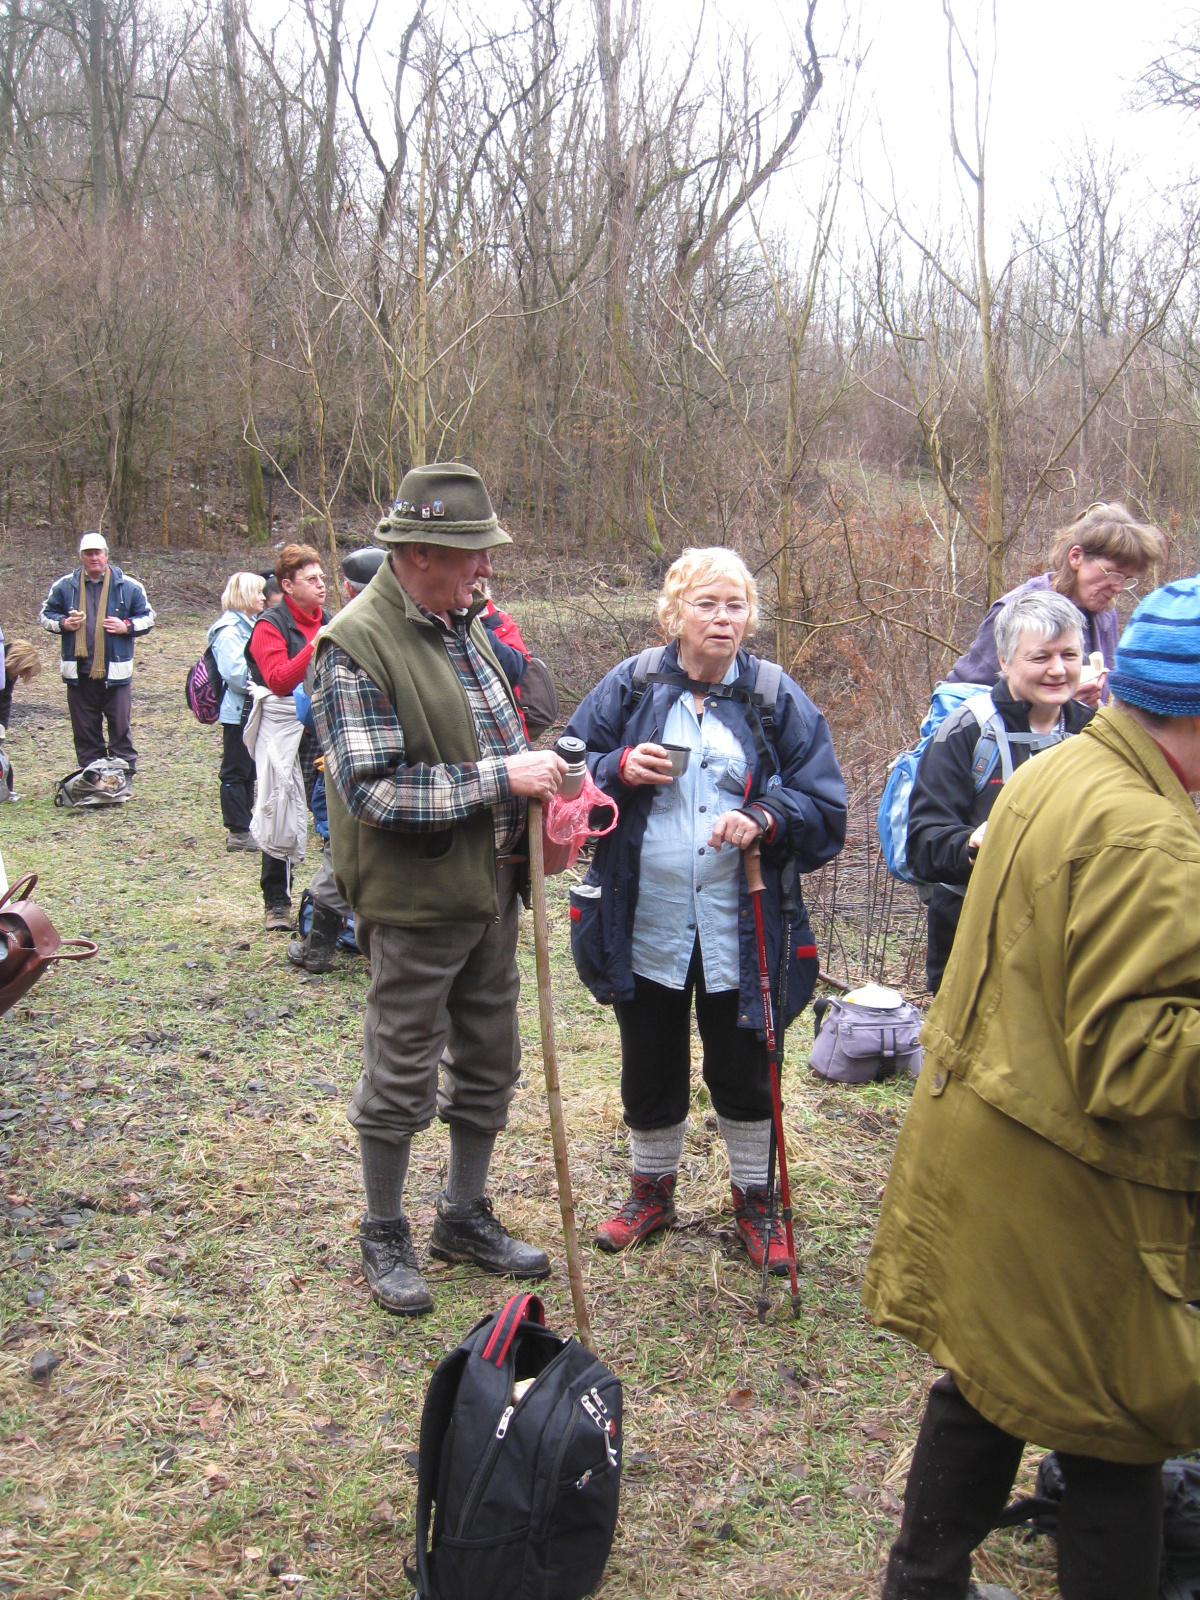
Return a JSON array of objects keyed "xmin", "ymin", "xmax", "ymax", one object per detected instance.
[
  {"xmin": 997, "ymin": 1452, "xmax": 1200, "ymax": 1598},
  {"xmin": 409, "ymin": 1292, "xmax": 622, "ymax": 1600}
]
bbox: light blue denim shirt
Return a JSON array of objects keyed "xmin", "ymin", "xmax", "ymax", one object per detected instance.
[
  {"xmin": 630, "ymin": 660, "xmax": 751, "ymax": 992},
  {"xmin": 207, "ymin": 610, "xmax": 255, "ymax": 725}
]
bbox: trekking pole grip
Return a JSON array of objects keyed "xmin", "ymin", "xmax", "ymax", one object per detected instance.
[{"xmin": 743, "ymin": 840, "xmax": 765, "ymax": 896}]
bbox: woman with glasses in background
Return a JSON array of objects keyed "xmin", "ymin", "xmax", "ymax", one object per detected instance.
[
  {"xmin": 946, "ymin": 503, "xmax": 1167, "ymax": 707},
  {"xmin": 562, "ymin": 548, "xmax": 846, "ymax": 1276}
]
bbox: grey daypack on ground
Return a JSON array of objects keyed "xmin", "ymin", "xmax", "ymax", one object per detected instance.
[
  {"xmin": 809, "ymin": 994, "xmax": 923, "ymax": 1083},
  {"xmin": 54, "ymin": 758, "xmax": 133, "ymax": 809}
]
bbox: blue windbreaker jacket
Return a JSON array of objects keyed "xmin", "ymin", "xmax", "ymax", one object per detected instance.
[
  {"xmin": 40, "ymin": 564, "xmax": 155, "ymax": 683},
  {"xmin": 562, "ymin": 643, "xmax": 847, "ymax": 1034}
]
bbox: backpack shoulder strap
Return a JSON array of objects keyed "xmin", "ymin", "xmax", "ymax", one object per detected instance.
[
  {"xmin": 412, "ymin": 1347, "xmax": 469, "ymax": 1600},
  {"xmin": 960, "ymin": 692, "xmax": 1016, "ymax": 785},
  {"xmin": 752, "ymin": 659, "xmax": 783, "ymax": 731},
  {"xmin": 630, "ymin": 646, "xmax": 667, "ymax": 708}
]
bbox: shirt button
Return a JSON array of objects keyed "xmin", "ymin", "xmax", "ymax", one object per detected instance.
[
  {"xmin": 699, "ymin": 805, "xmax": 706, "ymax": 813},
  {"xmin": 740, "ymin": 1014, "xmax": 749, "ymax": 1024},
  {"xmin": 697, "ymin": 847, "xmax": 705, "ymax": 856},
  {"xmin": 701, "ymin": 760, "xmax": 708, "ymax": 769}
]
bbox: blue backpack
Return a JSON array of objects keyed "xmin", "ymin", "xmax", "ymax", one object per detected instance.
[{"xmin": 877, "ymin": 683, "xmax": 1062, "ymax": 889}]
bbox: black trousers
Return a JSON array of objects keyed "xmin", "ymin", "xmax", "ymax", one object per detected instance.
[
  {"xmin": 66, "ymin": 678, "xmax": 136, "ymax": 771},
  {"xmin": 218, "ymin": 719, "xmax": 289, "ymax": 907},
  {"xmin": 613, "ymin": 943, "xmax": 771, "ymax": 1127},
  {"xmin": 884, "ymin": 1373, "xmax": 1163, "ymax": 1600},
  {"xmin": 220, "ymin": 720, "xmax": 255, "ymax": 831}
]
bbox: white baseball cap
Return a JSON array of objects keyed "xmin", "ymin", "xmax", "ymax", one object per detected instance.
[{"xmin": 79, "ymin": 531, "xmax": 107, "ymax": 553}]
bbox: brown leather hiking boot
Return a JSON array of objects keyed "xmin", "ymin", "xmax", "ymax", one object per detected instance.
[
  {"xmin": 595, "ymin": 1172, "xmax": 677, "ymax": 1252},
  {"xmin": 731, "ymin": 1184, "xmax": 791, "ymax": 1276}
]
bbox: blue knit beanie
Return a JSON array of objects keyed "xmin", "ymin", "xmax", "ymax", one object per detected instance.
[{"xmin": 1108, "ymin": 577, "xmax": 1200, "ymax": 717}]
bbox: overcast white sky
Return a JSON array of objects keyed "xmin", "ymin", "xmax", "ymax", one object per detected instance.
[{"xmin": 661, "ymin": 0, "xmax": 1196, "ymax": 249}]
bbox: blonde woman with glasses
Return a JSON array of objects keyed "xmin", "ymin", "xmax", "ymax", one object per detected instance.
[
  {"xmin": 562, "ymin": 547, "xmax": 846, "ymax": 1276},
  {"xmin": 946, "ymin": 502, "xmax": 1167, "ymax": 708}
]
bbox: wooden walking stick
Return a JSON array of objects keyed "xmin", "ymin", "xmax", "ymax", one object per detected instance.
[{"xmin": 528, "ymin": 798, "xmax": 596, "ymax": 1353}]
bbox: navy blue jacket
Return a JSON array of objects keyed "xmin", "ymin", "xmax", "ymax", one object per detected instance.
[
  {"xmin": 40, "ymin": 564, "xmax": 154, "ymax": 683},
  {"xmin": 563, "ymin": 643, "xmax": 847, "ymax": 1034}
]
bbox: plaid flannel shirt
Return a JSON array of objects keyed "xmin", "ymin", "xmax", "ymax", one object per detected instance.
[{"xmin": 311, "ymin": 601, "xmax": 527, "ymax": 854}]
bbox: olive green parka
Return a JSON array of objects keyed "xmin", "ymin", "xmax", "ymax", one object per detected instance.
[{"xmin": 864, "ymin": 706, "xmax": 1200, "ymax": 1462}]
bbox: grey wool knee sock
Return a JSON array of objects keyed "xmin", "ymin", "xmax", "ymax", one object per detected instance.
[
  {"xmin": 629, "ymin": 1121, "xmax": 686, "ymax": 1179},
  {"xmin": 359, "ymin": 1134, "xmax": 411, "ymax": 1222},
  {"xmin": 445, "ymin": 1125, "xmax": 497, "ymax": 1205},
  {"xmin": 717, "ymin": 1116, "xmax": 771, "ymax": 1191}
]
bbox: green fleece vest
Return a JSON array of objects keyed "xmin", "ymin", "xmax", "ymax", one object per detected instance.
[{"xmin": 319, "ymin": 558, "xmax": 515, "ymax": 926}]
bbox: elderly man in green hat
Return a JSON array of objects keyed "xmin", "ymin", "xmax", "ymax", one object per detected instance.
[{"xmin": 311, "ymin": 463, "xmax": 566, "ymax": 1316}]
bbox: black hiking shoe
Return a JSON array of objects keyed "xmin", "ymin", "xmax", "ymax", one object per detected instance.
[
  {"xmin": 287, "ymin": 903, "xmax": 340, "ymax": 973},
  {"xmin": 359, "ymin": 1215, "xmax": 433, "ymax": 1316},
  {"xmin": 429, "ymin": 1195, "xmax": 551, "ymax": 1280}
]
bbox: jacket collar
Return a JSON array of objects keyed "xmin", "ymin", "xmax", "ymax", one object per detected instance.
[{"xmin": 1086, "ymin": 706, "xmax": 1200, "ymax": 837}]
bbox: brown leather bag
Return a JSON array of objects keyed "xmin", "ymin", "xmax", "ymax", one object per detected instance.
[{"xmin": 0, "ymin": 872, "xmax": 97, "ymax": 1016}]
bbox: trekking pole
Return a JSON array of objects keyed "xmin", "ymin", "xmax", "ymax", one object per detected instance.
[
  {"xmin": 528, "ymin": 799, "xmax": 596, "ymax": 1353},
  {"xmin": 743, "ymin": 842, "xmax": 801, "ymax": 1318}
]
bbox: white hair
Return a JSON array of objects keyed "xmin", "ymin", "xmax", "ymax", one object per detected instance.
[{"xmin": 995, "ymin": 590, "xmax": 1083, "ymax": 664}]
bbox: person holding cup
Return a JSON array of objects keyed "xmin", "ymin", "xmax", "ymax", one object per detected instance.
[{"xmin": 562, "ymin": 548, "xmax": 846, "ymax": 1274}]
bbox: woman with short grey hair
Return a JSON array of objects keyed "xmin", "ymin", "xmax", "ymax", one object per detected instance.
[{"xmin": 907, "ymin": 589, "xmax": 1093, "ymax": 992}]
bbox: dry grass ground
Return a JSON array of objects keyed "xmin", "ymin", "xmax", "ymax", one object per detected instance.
[{"xmin": 0, "ymin": 618, "xmax": 1061, "ymax": 1599}]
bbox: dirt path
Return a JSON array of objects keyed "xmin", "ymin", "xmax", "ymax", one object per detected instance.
[{"xmin": 0, "ymin": 622, "xmax": 1057, "ymax": 1598}]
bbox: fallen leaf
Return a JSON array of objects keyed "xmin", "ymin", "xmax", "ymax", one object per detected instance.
[
  {"xmin": 243, "ymin": 1546, "xmax": 263, "ymax": 1561},
  {"xmin": 74, "ymin": 1523, "xmax": 101, "ymax": 1539},
  {"xmin": 726, "ymin": 1387, "xmax": 754, "ymax": 1412},
  {"xmin": 368, "ymin": 1501, "xmax": 395, "ymax": 1524},
  {"xmin": 25, "ymin": 1495, "xmax": 48, "ymax": 1515},
  {"xmin": 861, "ymin": 1423, "xmax": 892, "ymax": 1442}
]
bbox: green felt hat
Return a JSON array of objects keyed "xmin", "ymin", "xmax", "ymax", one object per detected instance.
[{"xmin": 375, "ymin": 462, "xmax": 512, "ymax": 549}]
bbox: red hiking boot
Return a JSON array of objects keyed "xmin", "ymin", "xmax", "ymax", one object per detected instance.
[
  {"xmin": 732, "ymin": 1185, "xmax": 791, "ymax": 1276},
  {"xmin": 595, "ymin": 1173, "xmax": 677, "ymax": 1252}
]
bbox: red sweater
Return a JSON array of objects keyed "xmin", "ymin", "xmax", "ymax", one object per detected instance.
[{"xmin": 247, "ymin": 597, "xmax": 324, "ymax": 695}]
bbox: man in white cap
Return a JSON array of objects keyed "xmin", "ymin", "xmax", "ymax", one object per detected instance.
[{"xmin": 39, "ymin": 532, "xmax": 155, "ymax": 776}]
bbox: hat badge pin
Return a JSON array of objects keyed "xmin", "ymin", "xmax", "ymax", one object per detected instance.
[
  {"xmin": 421, "ymin": 504, "xmax": 431, "ymax": 519},
  {"xmin": 432, "ymin": 500, "xmax": 444, "ymax": 517}
]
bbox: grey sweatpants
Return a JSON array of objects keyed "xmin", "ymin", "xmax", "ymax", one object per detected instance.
[
  {"xmin": 309, "ymin": 839, "xmax": 352, "ymax": 918},
  {"xmin": 347, "ymin": 865, "xmax": 522, "ymax": 1144}
]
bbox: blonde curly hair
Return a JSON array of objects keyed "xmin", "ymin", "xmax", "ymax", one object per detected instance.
[{"xmin": 656, "ymin": 547, "xmax": 758, "ymax": 640}]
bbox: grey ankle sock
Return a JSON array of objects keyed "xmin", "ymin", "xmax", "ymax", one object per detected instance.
[
  {"xmin": 629, "ymin": 1121, "xmax": 686, "ymax": 1179},
  {"xmin": 718, "ymin": 1116, "xmax": 771, "ymax": 1190},
  {"xmin": 445, "ymin": 1125, "xmax": 497, "ymax": 1205},
  {"xmin": 359, "ymin": 1134, "xmax": 411, "ymax": 1222}
]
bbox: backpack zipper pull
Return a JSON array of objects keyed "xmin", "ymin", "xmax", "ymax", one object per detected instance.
[
  {"xmin": 495, "ymin": 1405, "xmax": 514, "ymax": 1440},
  {"xmin": 575, "ymin": 1469, "xmax": 592, "ymax": 1490}
]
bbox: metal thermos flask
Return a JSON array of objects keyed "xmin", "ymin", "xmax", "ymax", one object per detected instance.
[{"xmin": 555, "ymin": 735, "xmax": 587, "ymax": 800}]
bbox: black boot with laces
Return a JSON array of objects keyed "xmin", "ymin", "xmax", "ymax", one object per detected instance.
[
  {"xmin": 429, "ymin": 1194, "xmax": 551, "ymax": 1279},
  {"xmin": 359, "ymin": 1214, "xmax": 433, "ymax": 1315}
]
